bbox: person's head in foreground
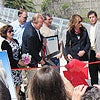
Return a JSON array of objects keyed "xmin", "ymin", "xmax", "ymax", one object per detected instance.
[
  {"xmin": 81, "ymin": 86, "xmax": 100, "ymax": 100},
  {"xmin": 28, "ymin": 66, "xmax": 67, "ymax": 100},
  {"xmin": 0, "ymin": 80, "xmax": 11, "ymax": 100},
  {"xmin": 72, "ymin": 84, "xmax": 100, "ymax": 100}
]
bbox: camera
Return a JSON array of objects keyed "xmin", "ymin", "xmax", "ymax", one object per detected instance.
[{"xmin": 86, "ymin": 86, "xmax": 93, "ymax": 92}]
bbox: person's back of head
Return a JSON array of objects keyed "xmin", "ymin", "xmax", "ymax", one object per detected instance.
[
  {"xmin": 81, "ymin": 86, "xmax": 100, "ymax": 100},
  {"xmin": 0, "ymin": 61, "xmax": 8, "ymax": 87},
  {"xmin": 28, "ymin": 66, "xmax": 67, "ymax": 100},
  {"xmin": 0, "ymin": 80, "xmax": 11, "ymax": 100}
]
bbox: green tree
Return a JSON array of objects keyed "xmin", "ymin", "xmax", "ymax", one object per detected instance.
[
  {"xmin": 4, "ymin": 0, "xmax": 36, "ymax": 12},
  {"xmin": 61, "ymin": 3, "xmax": 69, "ymax": 11},
  {"xmin": 41, "ymin": 0, "xmax": 51, "ymax": 12}
]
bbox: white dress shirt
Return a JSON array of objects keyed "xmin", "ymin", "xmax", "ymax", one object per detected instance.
[
  {"xmin": 90, "ymin": 24, "xmax": 96, "ymax": 50},
  {"xmin": 10, "ymin": 20, "xmax": 27, "ymax": 46}
]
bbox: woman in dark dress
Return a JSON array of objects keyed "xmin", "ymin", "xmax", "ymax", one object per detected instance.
[
  {"xmin": 65, "ymin": 14, "xmax": 90, "ymax": 61},
  {"xmin": 0, "ymin": 25, "xmax": 26, "ymax": 99}
]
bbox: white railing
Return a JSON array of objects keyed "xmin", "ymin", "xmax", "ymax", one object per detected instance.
[
  {"xmin": 0, "ymin": 7, "xmax": 68, "ymax": 32},
  {"xmin": 0, "ymin": 7, "xmax": 89, "ymax": 38}
]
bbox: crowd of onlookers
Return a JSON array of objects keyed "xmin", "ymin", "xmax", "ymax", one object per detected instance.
[
  {"xmin": 1, "ymin": 65, "xmax": 100, "ymax": 100},
  {"xmin": 0, "ymin": 8, "xmax": 100, "ymax": 100}
]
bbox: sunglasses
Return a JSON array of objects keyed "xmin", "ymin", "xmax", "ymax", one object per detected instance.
[
  {"xmin": 7, "ymin": 30, "xmax": 14, "ymax": 33},
  {"xmin": 78, "ymin": 21, "xmax": 82, "ymax": 24},
  {"xmin": 47, "ymin": 18, "xmax": 53, "ymax": 20},
  {"xmin": 22, "ymin": 16, "xmax": 28, "ymax": 19}
]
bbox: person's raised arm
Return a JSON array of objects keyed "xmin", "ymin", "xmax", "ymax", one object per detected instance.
[{"xmin": 72, "ymin": 85, "xmax": 88, "ymax": 100}]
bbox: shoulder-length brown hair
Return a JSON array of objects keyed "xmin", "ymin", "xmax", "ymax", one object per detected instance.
[
  {"xmin": 0, "ymin": 25, "xmax": 13, "ymax": 39},
  {"xmin": 28, "ymin": 66, "xmax": 67, "ymax": 100}
]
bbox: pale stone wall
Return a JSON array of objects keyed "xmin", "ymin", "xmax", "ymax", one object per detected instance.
[{"xmin": 32, "ymin": 0, "xmax": 100, "ymax": 19}]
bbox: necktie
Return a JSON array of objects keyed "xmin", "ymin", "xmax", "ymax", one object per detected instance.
[{"xmin": 37, "ymin": 30, "xmax": 41, "ymax": 41}]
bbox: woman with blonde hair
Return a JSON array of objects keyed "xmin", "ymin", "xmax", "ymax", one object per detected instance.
[{"xmin": 65, "ymin": 14, "xmax": 90, "ymax": 62}]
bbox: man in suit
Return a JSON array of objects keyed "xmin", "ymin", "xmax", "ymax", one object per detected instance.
[
  {"xmin": 22, "ymin": 13, "xmax": 45, "ymax": 67},
  {"xmin": 87, "ymin": 10, "xmax": 100, "ymax": 85}
]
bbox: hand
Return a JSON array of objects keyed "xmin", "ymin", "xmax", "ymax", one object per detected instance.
[
  {"xmin": 93, "ymin": 84, "xmax": 100, "ymax": 89},
  {"xmin": 66, "ymin": 54, "xmax": 73, "ymax": 61},
  {"xmin": 39, "ymin": 59, "xmax": 45, "ymax": 65},
  {"xmin": 72, "ymin": 85, "xmax": 88, "ymax": 100},
  {"xmin": 78, "ymin": 50, "xmax": 85, "ymax": 57},
  {"xmin": 57, "ymin": 52, "xmax": 62, "ymax": 59},
  {"xmin": 96, "ymin": 52, "xmax": 100, "ymax": 59},
  {"xmin": 18, "ymin": 60, "xmax": 27, "ymax": 66},
  {"xmin": 43, "ymin": 38, "xmax": 47, "ymax": 46},
  {"xmin": 41, "ymin": 49, "xmax": 46, "ymax": 60}
]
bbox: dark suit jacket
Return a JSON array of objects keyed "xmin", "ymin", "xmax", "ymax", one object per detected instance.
[
  {"xmin": 22, "ymin": 21, "xmax": 43, "ymax": 67},
  {"xmin": 65, "ymin": 27, "xmax": 90, "ymax": 61}
]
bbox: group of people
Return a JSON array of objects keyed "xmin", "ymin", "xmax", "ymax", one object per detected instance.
[
  {"xmin": 64, "ymin": 11, "xmax": 100, "ymax": 86},
  {"xmin": 0, "ymin": 9, "xmax": 28, "ymax": 99},
  {"xmin": 0, "ymin": 8, "xmax": 100, "ymax": 100},
  {"xmin": 28, "ymin": 66, "xmax": 100, "ymax": 100}
]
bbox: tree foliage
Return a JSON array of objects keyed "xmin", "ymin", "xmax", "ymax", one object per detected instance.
[
  {"xmin": 61, "ymin": 3, "xmax": 69, "ymax": 10},
  {"xmin": 4, "ymin": 0, "xmax": 36, "ymax": 12},
  {"xmin": 41, "ymin": 0, "xmax": 70, "ymax": 18},
  {"xmin": 41, "ymin": 0, "xmax": 55, "ymax": 12}
]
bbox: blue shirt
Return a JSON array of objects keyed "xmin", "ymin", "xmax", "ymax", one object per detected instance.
[{"xmin": 10, "ymin": 20, "xmax": 28, "ymax": 46}]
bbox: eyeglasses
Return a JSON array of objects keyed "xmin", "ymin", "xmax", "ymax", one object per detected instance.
[
  {"xmin": 78, "ymin": 21, "xmax": 82, "ymax": 24},
  {"xmin": 47, "ymin": 18, "xmax": 53, "ymax": 20},
  {"xmin": 22, "ymin": 16, "xmax": 28, "ymax": 19},
  {"xmin": 7, "ymin": 30, "xmax": 14, "ymax": 33}
]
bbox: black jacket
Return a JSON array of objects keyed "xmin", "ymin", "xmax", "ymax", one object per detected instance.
[
  {"xmin": 1, "ymin": 39, "xmax": 20, "ymax": 68},
  {"xmin": 65, "ymin": 27, "xmax": 90, "ymax": 61},
  {"xmin": 22, "ymin": 21, "xmax": 43, "ymax": 67}
]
